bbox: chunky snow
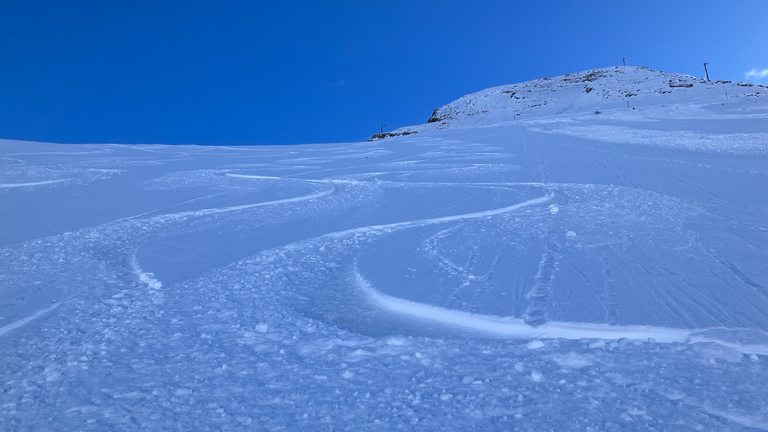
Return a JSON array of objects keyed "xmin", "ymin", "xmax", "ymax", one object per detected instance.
[{"xmin": 1, "ymin": 67, "xmax": 768, "ymax": 430}]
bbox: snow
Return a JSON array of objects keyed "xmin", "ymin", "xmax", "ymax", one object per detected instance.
[
  {"xmin": 0, "ymin": 303, "xmax": 61, "ymax": 337},
  {"xmin": 1, "ymin": 66, "xmax": 768, "ymax": 430},
  {"xmin": 389, "ymin": 66, "xmax": 768, "ymax": 139},
  {"xmin": 0, "ymin": 178, "xmax": 71, "ymax": 188},
  {"xmin": 530, "ymin": 369, "xmax": 543, "ymax": 382},
  {"xmin": 358, "ymin": 269, "xmax": 709, "ymax": 345}
]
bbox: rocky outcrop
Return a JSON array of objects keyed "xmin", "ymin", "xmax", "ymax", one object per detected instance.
[
  {"xmin": 427, "ymin": 108, "xmax": 444, "ymax": 123},
  {"xmin": 368, "ymin": 131, "xmax": 418, "ymax": 141}
]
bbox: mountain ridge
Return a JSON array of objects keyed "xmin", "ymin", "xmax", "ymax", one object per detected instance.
[{"xmin": 371, "ymin": 66, "xmax": 765, "ymax": 140}]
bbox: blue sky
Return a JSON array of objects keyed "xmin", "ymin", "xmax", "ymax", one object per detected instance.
[{"xmin": 1, "ymin": 0, "xmax": 766, "ymax": 145}]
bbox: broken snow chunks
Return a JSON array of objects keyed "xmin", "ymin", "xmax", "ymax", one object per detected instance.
[
  {"xmin": 588, "ymin": 340, "xmax": 606, "ymax": 349},
  {"xmin": 254, "ymin": 322, "xmax": 269, "ymax": 333},
  {"xmin": 566, "ymin": 231, "xmax": 577, "ymax": 238},
  {"xmin": 548, "ymin": 204, "xmax": 559, "ymax": 214},
  {"xmin": 527, "ymin": 340, "xmax": 546, "ymax": 350},
  {"xmin": 553, "ymin": 352, "xmax": 595, "ymax": 369},
  {"xmin": 691, "ymin": 343, "xmax": 744, "ymax": 363},
  {"xmin": 530, "ymin": 369, "xmax": 544, "ymax": 382},
  {"xmin": 385, "ymin": 335, "xmax": 408, "ymax": 346}
]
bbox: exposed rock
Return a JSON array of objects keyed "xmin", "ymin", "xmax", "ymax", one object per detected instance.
[
  {"xmin": 367, "ymin": 131, "xmax": 418, "ymax": 141},
  {"xmin": 427, "ymin": 108, "xmax": 444, "ymax": 123}
]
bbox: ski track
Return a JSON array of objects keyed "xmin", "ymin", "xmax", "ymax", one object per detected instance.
[
  {"xmin": 1, "ymin": 156, "xmax": 26, "ymax": 164},
  {"xmin": 0, "ymin": 178, "xmax": 71, "ymax": 188},
  {"xmin": 300, "ymin": 192, "xmax": 554, "ymax": 242},
  {"xmin": 119, "ymin": 186, "xmax": 335, "ymax": 224},
  {"xmin": 356, "ymin": 271, "xmax": 768, "ymax": 355},
  {"xmin": 215, "ymin": 179, "xmax": 768, "ymax": 356},
  {"xmin": 133, "ymin": 160, "xmax": 767, "ymax": 364},
  {"xmin": 0, "ymin": 303, "xmax": 62, "ymax": 337},
  {"xmin": 167, "ymin": 187, "xmax": 335, "ymax": 219},
  {"xmin": 3, "ymin": 94, "xmax": 768, "ymax": 430},
  {"xmin": 522, "ymin": 232, "xmax": 560, "ymax": 326}
]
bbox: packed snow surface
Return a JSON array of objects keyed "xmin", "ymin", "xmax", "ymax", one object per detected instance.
[{"xmin": 2, "ymin": 67, "xmax": 768, "ymax": 430}]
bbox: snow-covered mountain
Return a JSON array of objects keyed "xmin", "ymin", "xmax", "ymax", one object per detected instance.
[
  {"xmin": 373, "ymin": 66, "xmax": 766, "ymax": 139},
  {"xmin": 1, "ymin": 66, "xmax": 768, "ymax": 431}
]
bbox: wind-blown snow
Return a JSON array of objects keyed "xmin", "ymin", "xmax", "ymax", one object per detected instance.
[{"xmin": 1, "ymin": 67, "xmax": 768, "ymax": 431}]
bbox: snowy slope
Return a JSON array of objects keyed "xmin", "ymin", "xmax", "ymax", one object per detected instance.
[
  {"xmin": 384, "ymin": 66, "xmax": 767, "ymax": 140},
  {"xmin": 2, "ymin": 67, "xmax": 768, "ymax": 431}
]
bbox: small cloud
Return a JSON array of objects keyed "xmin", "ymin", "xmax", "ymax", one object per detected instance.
[
  {"xmin": 744, "ymin": 68, "xmax": 768, "ymax": 79},
  {"xmin": 329, "ymin": 80, "xmax": 345, "ymax": 87}
]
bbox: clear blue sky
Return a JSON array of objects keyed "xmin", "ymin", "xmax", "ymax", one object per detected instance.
[{"xmin": 1, "ymin": 0, "xmax": 766, "ymax": 145}]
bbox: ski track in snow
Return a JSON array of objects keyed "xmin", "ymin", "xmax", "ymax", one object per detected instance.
[
  {"xmin": 3, "ymin": 70, "xmax": 768, "ymax": 430},
  {"xmin": 0, "ymin": 178, "xmax": 71, "ymax": 188},
  {"xmin": 356, "ymin": 271, "xmax": 768, "ymax": 355},
  {"xmin": 220, "ymin": 173, "xmax": 768, "ymax": 356},
  {"xmin": 3, "ymin": 142, "xmax": 767, "ymax": 431},
  {"xmin": 160, "ymin": 187, "xmax": 335, "ymax": 219},
  {"xmin": 0, "ymin": 303, "xmax": 61, "ymax": 337}
]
